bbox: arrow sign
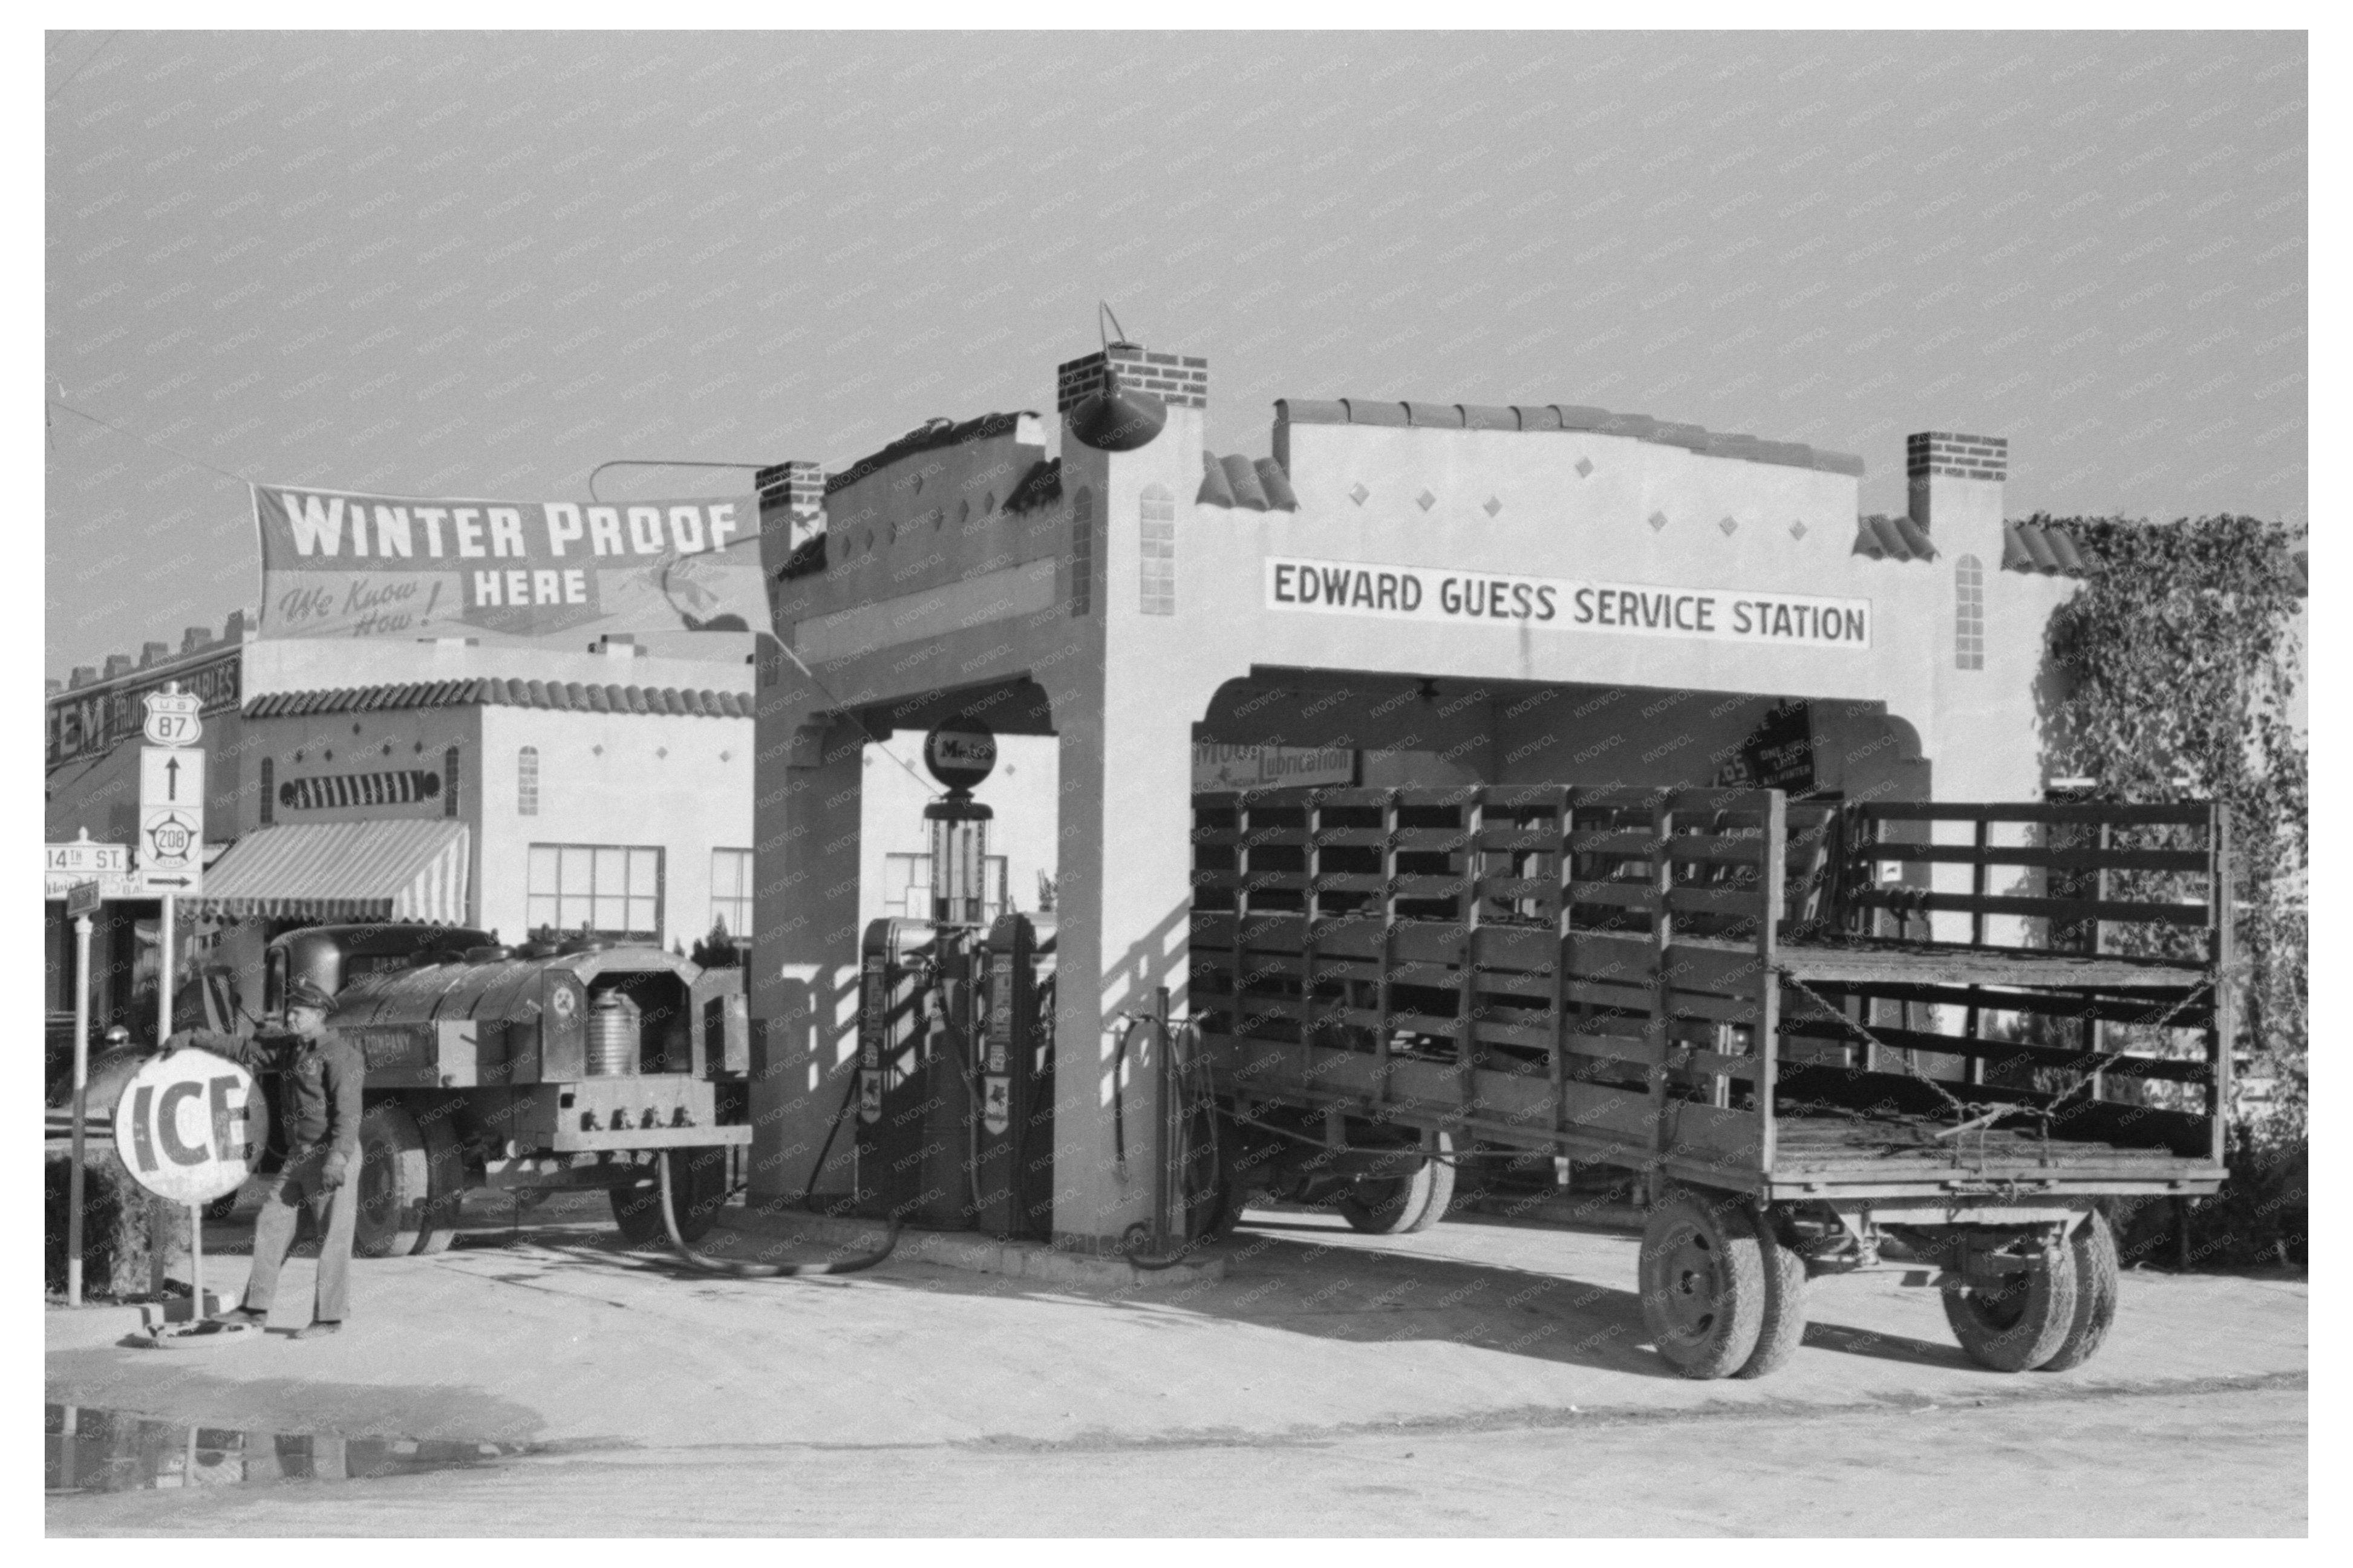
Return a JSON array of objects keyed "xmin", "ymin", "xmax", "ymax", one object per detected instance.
[{"xmin": 139, "ymin": 746, "xmax": 206, "ymax": 891}]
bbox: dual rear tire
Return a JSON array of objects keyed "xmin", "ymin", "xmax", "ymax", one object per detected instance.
[
  {"xmin": 1339, "ymin": 1132, "xmax": 1457, "ymax": 1236},
  {"xmin": 1637, "ymin": 1189, "xmax": 1809, "ymax": 1380},
  {"xmin": 354, "ymin": 1099, "xmax": 463, "ymax": 1258},
  {"xmin": 1942, "ymin": 1209, "xmax": 2118, "ymax": 1373}
]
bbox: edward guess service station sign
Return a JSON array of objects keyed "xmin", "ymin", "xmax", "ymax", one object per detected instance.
[{"xmin": 1267, "ymin": 555, "xmax": 1872, "ymax": 650}]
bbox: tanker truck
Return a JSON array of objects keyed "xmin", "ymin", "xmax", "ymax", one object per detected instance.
[{"xmin": 251, "ymin": 923, "xmax": 752, "ymax": 1256}]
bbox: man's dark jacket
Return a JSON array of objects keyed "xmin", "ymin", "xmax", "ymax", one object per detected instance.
[{"xmin": 168, "ymin": 1026, "xmax": 365, "ymax": 1182}]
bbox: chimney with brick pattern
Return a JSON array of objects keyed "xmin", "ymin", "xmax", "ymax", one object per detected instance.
[{"xmin": 1908, "ymin": 430, "xmax": 2008, "ymax": 565}]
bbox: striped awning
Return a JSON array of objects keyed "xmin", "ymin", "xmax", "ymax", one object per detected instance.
[{"xmin": 190, "ymin": 820, "xmax": 469, "ymax": 924}]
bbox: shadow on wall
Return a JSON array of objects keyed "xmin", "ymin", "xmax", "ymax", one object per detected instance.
[{"xmin": 760, "ymin": 962, "xmax": 867, "ymax": 1199}]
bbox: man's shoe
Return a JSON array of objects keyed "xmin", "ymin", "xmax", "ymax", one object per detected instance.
[
  {"xmin": 292, "ymin": 1319, "xmax": 342, "ymax": 1339},
  {"xmin": 218, "ymin": 1307, "xmax": 267, "ymax": 1327}
]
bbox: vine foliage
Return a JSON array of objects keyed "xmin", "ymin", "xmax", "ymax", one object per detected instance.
[{"xmin": 2038, "ymin": 512, "xmax": 2306, "ymax": 1264}]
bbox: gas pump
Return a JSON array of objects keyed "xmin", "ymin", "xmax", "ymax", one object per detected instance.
[{"xmin": 850, "ymin": 719, "xmax": 1056, "ymax": 1240}]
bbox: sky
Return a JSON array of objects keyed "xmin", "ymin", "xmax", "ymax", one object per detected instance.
[{"xmin": 43, "ymin": 29, "xmax": 2307, "ymax": 681}]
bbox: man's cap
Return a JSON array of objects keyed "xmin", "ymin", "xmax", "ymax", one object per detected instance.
[{"xmin": 285, "ymin": 979, "xmax": 335, "ymax": 1013}]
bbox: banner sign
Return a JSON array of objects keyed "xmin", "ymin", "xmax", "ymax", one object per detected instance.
[
  {"xmin": 252, "ymin": 485, "xmax": 774, "ymax": 643},
  {"xmin": 1266, "ymin": 556, "xmax": 1871, "ymax": 650}
]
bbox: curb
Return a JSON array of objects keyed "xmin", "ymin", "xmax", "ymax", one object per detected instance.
[{"xmin": 726, "ymin": 1205, "xmax": 1228, "ymax": 1291}]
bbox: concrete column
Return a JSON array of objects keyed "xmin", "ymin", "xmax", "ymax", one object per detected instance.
[
  {"xmin": 1039, "ymin": 394, "xmax": 1246, "ymax": 1250},
  {"xmin": 747, "ymin": 707, "xmax": 866, "ymax": 1204}
]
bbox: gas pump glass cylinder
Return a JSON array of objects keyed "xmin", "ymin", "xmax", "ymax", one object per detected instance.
[{"xmin": 925, "ymin": 797, "xmax": 992, "ymax": 926}]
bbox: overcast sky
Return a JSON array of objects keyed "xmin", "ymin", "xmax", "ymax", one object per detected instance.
[{"xmin": 44, "ymin": 29, "xmax": 2306, "ymax": 679}]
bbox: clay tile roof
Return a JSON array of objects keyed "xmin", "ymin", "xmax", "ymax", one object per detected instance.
[
  {"xmin": 1282, "ymin": 391, "xmax": 1867, "ymax": 476},
  {"xmin": 1196, "ymin": 454, "xmax": 1299, "ymax": 513},
  {"xmin": 1853, "ymin": 514, "xmax": 1939, "ymax": 563},
  {"xmin": 2003, "ymin": 521, "xmax": 2094, "ymax": 576}
]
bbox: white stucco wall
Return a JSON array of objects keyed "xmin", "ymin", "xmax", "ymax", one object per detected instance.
[{"xmin": 477, "ymin": 703, "xmax": 754, "ymax": 950}]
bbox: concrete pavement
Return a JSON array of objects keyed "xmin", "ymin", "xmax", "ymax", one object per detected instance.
[{"xmin": 47, "ymin": 1197, "xmax": 2308, "ymax": 1533}]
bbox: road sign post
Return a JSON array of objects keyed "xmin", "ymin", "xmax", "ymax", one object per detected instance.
[{"xmin": 66, "ymin": 895, "xmax": 96, "ymax": 1306}]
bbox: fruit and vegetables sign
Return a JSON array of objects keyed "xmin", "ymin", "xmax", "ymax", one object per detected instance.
[{"xmin": 252, "ymin": 484, "xmax": 774, "ymax": 643}]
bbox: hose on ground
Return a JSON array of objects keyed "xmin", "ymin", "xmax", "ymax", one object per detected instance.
[
  {"xmin": 653, "ymin": 1071, "xmax": 899, "ymax": 1278},
  {"xmin": 658, "ymin": 1146, "xmax": 900, "ymax": 1277}
]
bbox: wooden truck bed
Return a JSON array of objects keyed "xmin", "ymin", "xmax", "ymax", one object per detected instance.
[{"xmin": 1190, "ymin": 785, "xmax": 2230, "ymax": 1203}]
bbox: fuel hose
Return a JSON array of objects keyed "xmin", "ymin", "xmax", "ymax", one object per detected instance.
[{"xmin": 654, "ymin": 1074, "xmax": 899, "ymax": 1278}]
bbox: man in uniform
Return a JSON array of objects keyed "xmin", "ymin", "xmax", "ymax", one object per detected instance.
[{"xmin": 164, "ymin": 978, "xmax": 364, "ymax": 1338}]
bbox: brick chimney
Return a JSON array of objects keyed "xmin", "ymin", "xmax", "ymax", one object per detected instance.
[
  {"xmin": 1907, "ymin": 431, "xmax": 2007, "ymax": 535},
  {"xmin": 757, "ymin": 459, "xmax": 826, "ymax": 554},
  {"xmin": 1056, "ymin": 344, "xmax": 1209, "ymax": 416}
]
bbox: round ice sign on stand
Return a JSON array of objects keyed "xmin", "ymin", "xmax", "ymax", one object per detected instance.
[
  {"xmin": 113, "ymin": 1049, "xmax": 267, "ymax": 1206},
  {"xmin": 924, "ymin": 718, "xmax": 997, "ymax": 793}
]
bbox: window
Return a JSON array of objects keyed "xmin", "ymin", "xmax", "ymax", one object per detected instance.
[
  {"xmin": 1139, "ymin": 483, "xmax": 1175, "ymax": 615},
  {"xmin": 710, "ymin": 848, "xmax": 754, "ymax": 940},
  {"xmin": 444, "ymin": 745, "xmax": 462, "ymax": 817},
  {"xmin": 1070, "ymin": 486, "xmax": 1094, "ymax": 616},
  {"xmin": 883, "ymin": 852, "xmax": 1010, "ymax": 923},
  {"xmin": 527, "ymin": 843, "xmax": 663, "ymax": 941},
  {"xmin": 1955, "ymin": 554, "xmax": 1985, "ymax": 671},
  {"xmin": 517, "ymin": 746, "xmax": 539, "ymax": 815},
  {"xmin": 259, "ymin": 757, "xmax": 274, "ymax": 826}
]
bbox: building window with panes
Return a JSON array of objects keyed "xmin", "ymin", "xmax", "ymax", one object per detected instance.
[
  {"xmin": 517, "ymin": 746, "xmax": 539, "ymax": 815},
  {"xmin": 710, "ymin": 848, "xmax": 754, "ymax": 940},
  {"xmin": 1954, "ymin": 554, "xmax": 1985, "ymax": 670},
  {"xmin": 1138, "ymin": 483, "xmax": 1175, "ymax": 614},
  {"xmin": 527, "ymin": 844, "xmax": 663, "ymax": 941}
]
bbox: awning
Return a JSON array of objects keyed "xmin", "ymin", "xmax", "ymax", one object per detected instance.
[{"xmin": 189, "ymin": 820, "xmax": 470, "ymax": 924}]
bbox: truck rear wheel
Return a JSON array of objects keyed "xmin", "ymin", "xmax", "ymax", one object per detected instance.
[
  {"xmin": 612, "ymin": 1148, "xmax": 728, "ymax": 1247},
  {"xmin": 1736, "ymin": 1234, "xmax": 1810, "ymax": 1379},
  {"xmin": 1639, "ymin": 1189, "xmax": 1768, "ymax": 1379},
  {"xmin": 354, "ymin": 1100, "xmax": 460, "ymax": 1259},
  {"xmin": 1338, "ymin": 1132, "xmax": 1455, "ymax": 1235},
  {"xmin": 1943, "ymin": 1236, "xmax": 2081, "ymax": 1372},
  {"xmin": 2035, "ymin": 1211, "xmax": 2120, "ymax": 1373}
]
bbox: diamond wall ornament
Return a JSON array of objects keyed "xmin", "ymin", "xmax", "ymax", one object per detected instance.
[
  {"xmin": 1415, "ymin": 489, "xmax": 1437, "ymax": 512},
  {"xmin": 1575, "ymin": 457, "xmax": 1594, "ymax": 479},
  {"xmin": 1789, "ymin": 519, "xmax": 1808, "ymax": 540},
  {"xmin": 1718, "ymin": 515, "xmax": 1739, "ymax": 537},
  {"xmin": 1349, "ymin": 483, "xmax": 1369, "ymax": 506},
  {"xmin": 1483, "ymin": 496, "xmax": 1503, "ymax": 518},
  {"xmin": 1648, "ymin": 511, "xmax": 1668, "ymax": 532}
]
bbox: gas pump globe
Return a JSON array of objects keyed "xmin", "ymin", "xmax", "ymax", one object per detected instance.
[{"xmin": 924, "ymin": 794, "xmax": 993, "ymax": 927}]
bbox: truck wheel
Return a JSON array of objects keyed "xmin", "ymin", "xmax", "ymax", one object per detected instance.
[
  {"xmin": 407, "ymin": 1105, "xmax": 465, "ymax": 1256},
  {"xmin": 1339, "ymin": 1132, "xmax": 1455, "ymax": 1235},
  {"xmin": 354, "ymin": 1102, "xmax": 451, "ymax": 1259},
  {"xmin": 1942, "ymin": 1236, "xmax": 2081, "ymax": 1372},
  {"xmin": 612, "ymin": 1148, "xmax": 727, "ymax": 1248},
  {"xmin": 1736, "ymin": 1234, "xmax": 1809, "ymax": 1379},
  {"xmin": 2036, "ymin": 1211, "xmax": 2120, "ymax": 1373},
  {"xmin": 1639, "ymin": 1189, "xmax": 1768, "ymax": 1379}
]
